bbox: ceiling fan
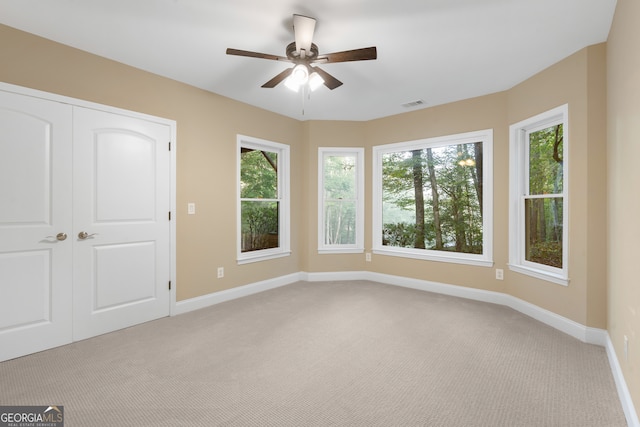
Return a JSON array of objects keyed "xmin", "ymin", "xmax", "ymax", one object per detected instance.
[{"xmin": 226, "ymin": 14, "xmax": 377, "ymax": 91}]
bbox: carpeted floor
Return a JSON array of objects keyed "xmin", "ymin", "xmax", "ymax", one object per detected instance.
[{"xmin": 0, "ymin": 281, "xmax": 627, "ymax": 426}]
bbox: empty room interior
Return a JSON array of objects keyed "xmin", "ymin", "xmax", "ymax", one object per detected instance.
[{"xmin": 1, "ymin": 0, "xmax": 639, "ymax": 425}]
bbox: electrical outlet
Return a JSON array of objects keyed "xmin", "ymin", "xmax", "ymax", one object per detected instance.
[
  {"xmin": 495, "ymin": 269, "xmax": 504, "ymax": 280},
  {"xmin": 217, "ymin": 267, "xmax": 224, "ymax": 279},
  {"xmin": 188, "ymin": 202, "xmax": 196, "ymax": 215},
  {"xmin": 624, "ymin": 335, "xmax": 629, "ymax": 361},
  {"xmin": 365, "ymin": 252, "xmax": 372, "ymax": 262}
]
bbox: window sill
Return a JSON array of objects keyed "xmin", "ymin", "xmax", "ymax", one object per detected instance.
[
  {"xmin": 237, "ymin": 250, "xmax": 291, "ymax": 265},
  {"xmin": 508, "ymin": 264, "xmax": 569, "ymax": 286},
  {"xmin": 318, "ymin": 248, "xmax": 364, "ymax": 255},
  {"xmin": 373, "ymin": 247, "xmax": 493, "ymax": 267}
]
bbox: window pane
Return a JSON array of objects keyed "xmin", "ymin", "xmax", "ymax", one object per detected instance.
[
  {"xmin": 240, "ymin": 149, "xmax": 278, "ymax": 199},
  {"xmin": 524, "ymin": 197, "xmax": 563, "ymax": 268},
  {"xmin": 241, "ymin": 201, "xmax": 279, "ymax": 252},
  {"xmin": 324, "ymin": 200, "xmax": 356, "ymax": 245},
  {"xmin": 324, "ymin": 155, "xmax": 356, "ymax": 200},
  {"xmin": 381, "ymin": 142, "xmax": 483, "ymax": 254},
  {"xmin": 528, "ymin": 124, "xmax": 563, "ymax": 195}
]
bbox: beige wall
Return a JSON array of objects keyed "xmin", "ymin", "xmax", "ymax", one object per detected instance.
[
  {"xmin": 301, "ymin": 47, "xmax": 608, "ymax": 329},
  {"xmin": 362, "ymin": 93, "xmax": 509, "ymax": 295},
  {"xmin": 302, "ymin": 120, "xmax": 368, "ymax": 273},
  {"xmin": 0, "ymin": 24, "xmax": 304, "ymax": 301},
  {"xmin": 607, "ymin": 0, "xmax": 640, "ymax": 411},
  {"xmin": 0, "ymin": 21, "xmax": 612, "ymax": 351},
  {"xmin": 504, "ymin": 45, "xmax": 607, "ymax": 327}
]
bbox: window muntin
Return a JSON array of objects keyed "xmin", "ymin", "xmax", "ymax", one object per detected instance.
[
  {"xmin": 373, "ymin": 130, "xmax": 493, "ymax": 266},
  {"xmin": 509, "ymin": 105, "xmax": 568, "ymax": 285},
  {"xmin": 237, "ymin": 135, "xmax": 290, "ymax": 263},
  {"xmin": 318, "ymin": 148, "xmax": 364, "ymax": 253}
]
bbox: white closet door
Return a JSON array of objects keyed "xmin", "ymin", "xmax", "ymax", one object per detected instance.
[
  {"xmin": 0, "ymin": 91, "xmax": 73, "ymax": 362},
  {"xmin": 72, "ymin": 107, "xmax": 171, "ymax": 341}
]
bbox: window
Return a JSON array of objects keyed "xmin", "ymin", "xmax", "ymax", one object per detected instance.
[
  {"xmin": 509, "ymin": 105, "xmax": 568, "ymax": 285},
  {"xmin": 237, "ymin": 135, "xmax": 290, "ymax": 264},
  {"xmin": 318, "ymin": 148, "xmax": 364, "ymax": 253},
  {"xmin": 372, "ymin": 129, "xmax": 493, "ymax": 266}
]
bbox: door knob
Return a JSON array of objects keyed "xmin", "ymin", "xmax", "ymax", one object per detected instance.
[
  {"xmin": 45, "ymin": 232, "xmax": 68, "ymax": 241},
  {"xmin": 78, "ymin": 231, "xmax": 98, "ymax": 240}
]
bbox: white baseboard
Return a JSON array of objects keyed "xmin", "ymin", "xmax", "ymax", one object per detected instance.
[
  {"xmin": 301, "ymin": 270, "xmax": 369, "ymax": 282},
  {"xmin": 606, "ymin": 335, "xmax": 640, "ymax": 427},
  {"xmin": 173, "ymin": 270, "xmax": 637, "ymax": 425},
  {"xmin": 306, "ymin": 271, "xmax": 608, "ymax": 344},
  {"xmin": 171, "ymin": 272, "xmax": 303, "ymax": 315}
]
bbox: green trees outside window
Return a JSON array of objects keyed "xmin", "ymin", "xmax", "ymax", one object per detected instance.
[
  {"xmin": 374, "ymin": 129, "xmax": 493, "ymax": 266},
  {"xmin": 318, "ymin": 147, "xmax": 364, "ymax": 253},
  {"xmin": 525, "ymin": 124, "xmax": 564, "ymax": 268},
  {"xmin": 381, "ymin": 142, "xmax": 483, "ymax": 254},
  {"xmin": 323, "ymin": 154, "xmax": 357, "ymax": 245},
  {"xmin": 240, "ymin": 148, "xmax": 279, "ymax": 252}
]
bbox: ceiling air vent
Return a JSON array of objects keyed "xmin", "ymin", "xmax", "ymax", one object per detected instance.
[{"xmin": 401, "ymin": 99, "xmax": 425, "ymax": 108}]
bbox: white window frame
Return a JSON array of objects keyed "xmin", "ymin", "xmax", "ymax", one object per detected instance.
[
  {"xmin": 372, "ymin": 129, "xmax": 494, "ymax": 267},
  {"xmin": 318, "ymin": 147, "xmax": 364, "ymax": 254},
  {"xmin": 237, "ymin": 134, "xmax": 290, "ymax": 264},
  {"xmin": 508, "ymin": 105, "xmax": 569, "ymax": 285}
]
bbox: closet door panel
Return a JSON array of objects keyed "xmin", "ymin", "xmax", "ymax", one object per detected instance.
[
  {"xmin": 0, "ymin": 91, "xmax": 73, "ymax": 362},
  {"xmin": 72, "ymin": 107, "xmax": 171, "ymax": 341}
]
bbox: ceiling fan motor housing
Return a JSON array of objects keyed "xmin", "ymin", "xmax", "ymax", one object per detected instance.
[{"xmin": 286, "ymin": 42, "xmax": 319, "ymax": 61}]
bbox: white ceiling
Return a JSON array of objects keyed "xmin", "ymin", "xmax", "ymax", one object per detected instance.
[{"xmin": 0, "ymin": 0, "xmax": 617, "ymax": 121}]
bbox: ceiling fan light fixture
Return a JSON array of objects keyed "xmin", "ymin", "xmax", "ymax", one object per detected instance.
[
  {"xmin": 284, "ymin": 77, "xmax": 301, "ymax": 92},
  {"xmin": 291, "ymin": 64, "xmax": 309, "ymax": 84},
  {"xmin": 308, "ymin": 71, "xmax": 324, "ymax": 91},
  {"xmin": 285, "ymin": 64, "xmax": 309, "ymax": 91}
]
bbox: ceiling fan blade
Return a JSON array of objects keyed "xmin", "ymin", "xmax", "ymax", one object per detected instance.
[
  {"xmin": 312, "ymin": 66, "xmax": 343, "ymax": 90},
  {"xmin": 261, "ymin": 67, "xmax": 294, "ymax": 88},
  {"xmin": 314, "ymin": 46, "xmax": 377, "ymax": 63},
  {"xmin": 226, "ymin": 48, "xmax": 289, "ymax": 62},
  {"xmin": 293, "ymin": 14, "xmax": 316, "ymax": 55}
]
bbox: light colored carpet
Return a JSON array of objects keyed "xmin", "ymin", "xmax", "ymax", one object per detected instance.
[{"xmin": 0, "ymin": 280, "xmax": 627, "ymax": 426}]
